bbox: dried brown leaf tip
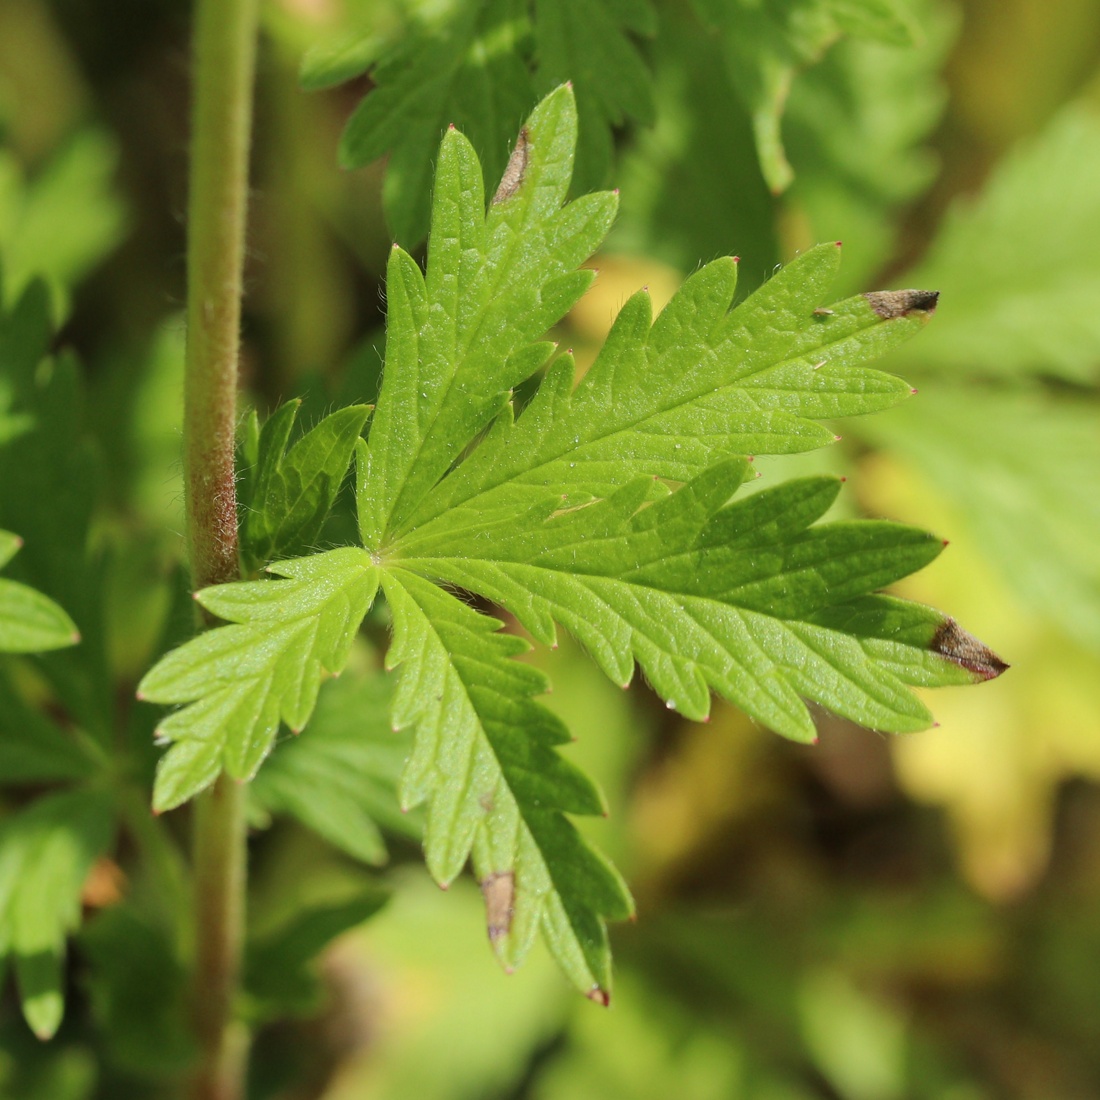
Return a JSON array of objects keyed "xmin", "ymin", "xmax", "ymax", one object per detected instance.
[
  {"xmin": 492, "ymin": 127, "xmax": 530, "ymax": 205},
  {"xmin": 480, "ymin": 871, "xmax": 515, "ymax": 943},
  {"xmin": 863, "ymin": 289, "xmax": 940, "ymax": 320},
  {"xmin": 931, "ymin": 618, "xmax": 1009, "ymax": 681}
]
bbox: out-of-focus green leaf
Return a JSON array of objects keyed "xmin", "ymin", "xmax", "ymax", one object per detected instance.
[
  {"xmin": 799, "ymin": 968, "xmax": 907, "ymax": 1100},
  {"xmin": 0, "ymin": 664, "xmax": 97, "ymax": 783},
  {"xmin": 78, "ymin": 905, "xmax": 193, "ymax": 1078},
  {"xmin": 337, "ymin": 0, "xmax": 535, "ymax": 245},
  {"xmin": 138, "ymin": 548, "xmax": 379, "ymax": 811},
  {"xmin": 0, "ymin": 789, "xmax": 114, "ymax": 1038},
  {"xmin": 239, "ymin": 400, "xmax": 370, "ymax": 573},
  {"xmin": 251, "ymin": 663, "xmax": 415, "ymax": 864},
  {"xmin": 0, "ymin": 1039, "xmax": 96, "ymax": 1100},
  {"xmin": 611, "ymin": 2, "xmax": 779, "ymax": 287},
  {"xmin": 534, "ymin": 971, "xmax": 804, "ymax": 1100},
  {"xmin": 0, "ymin": 282, "xmax": 110, "ymax": 739},
  {"xmin": 860, "ymin": 389, "xmax": 1100, "ymax": 654},
  {"xmin": 784, "ymin": 0, "xmax": 953, "ymax": 291},
  {"xmin": 322, "ymin": 871, "xmax": 571, "ymax": 1100},
  {"xmin": 0, "ymin": 129, "xmax": 126, "ymax": 313},
  {"xmin": 532, "ymin": 0, "xmax": 655, "ymax": 193},
  {"xmin": 691, "ymin": 0, "xmax": 920, "ymax": 194},
  {"xmin": 891, "ymin": 101, "xmax": 1100, "ymax": 382},
  {"xmin": 244, "ymin": 890, "xmax": 389, "ymax": 1020},
  {"xmin": 0, "ymin": 530, "xmax": 79, "ymax": 653}
]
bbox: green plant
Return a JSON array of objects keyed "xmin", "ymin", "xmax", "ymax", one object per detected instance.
[{"xmin": 21, "ymin": 0, "xmax": 1100, "ymax": 1098}]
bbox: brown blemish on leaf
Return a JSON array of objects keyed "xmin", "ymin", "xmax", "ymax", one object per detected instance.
[
  {"xmin": 586, "ymin": 987, "xmax": 611, "ymax": 1007},
  {"xmin": 863, "ymin": 289, "xmax": 940, "ymax": 319},
  {"xmin": 930, "ymin": 618, "xmax": 1008, "ymax": 681},
  {"xmin": 492, "ymin": 128, "xmax": 530, "ymax": 205},
  {"xmin": 480, "ymin": 871, "xmax": 515, "ymax": 942}
]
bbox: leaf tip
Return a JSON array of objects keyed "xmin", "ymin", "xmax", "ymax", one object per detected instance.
[
  {"xmin": 832, "ymin": 434, "xmax": 843, "ymax": 443},
  {"xmin": 910, "ymin": 387, "xmax": 919, "ymax": 395},
  {"xmin": 70, "ymin": 630, "xmax": 82, "ymax": 644},
  {"xmin": 586, "ymin": 987, "xmax": 611, "ymax": 1007},
  {"xmin": 835, "ymin": 240, "xmax": 843, "ymax": 248},
  {"xmin": 732, "ymin": 255, "xmax": 740, "ymax": 264},
  {"xmin": 930, "ymin": 618, "xmax": 1009, "ymax": 681},
  {"xmin": 863, "ymin": 289, "xmax": 940, "ymax": 320}
]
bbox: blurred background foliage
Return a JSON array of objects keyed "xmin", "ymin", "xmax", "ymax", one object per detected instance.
[{"xmin": 1, "ymin": 0, "xmax": 1099, "ymax": 1097}]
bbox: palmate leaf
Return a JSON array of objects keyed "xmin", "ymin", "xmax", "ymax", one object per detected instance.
[{"xmin": 141, "ymin": 86, "xmax": 1003, "ymax": 1000}]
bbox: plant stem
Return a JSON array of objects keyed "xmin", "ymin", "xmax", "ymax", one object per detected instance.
[
  {"xmin": 183, "ymin": 0, "xmax": 258, "ymax": 1095},
  {"xmin": 190, "ymin": 775, "xmax": 250, "ymax": 1100},
  {"xmin": 184, "ymin": 0, "xmax": 257, "ymax": 594}
]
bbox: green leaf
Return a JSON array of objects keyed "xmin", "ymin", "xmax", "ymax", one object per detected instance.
[
  {"xmin": 0, "ymin": 531, "xmax": 80, "ymax": 652},
  {"xmin": 859, "ymin": 389, "xmax": 1100, "ymax": 654},
  {"xmin": 78, "ymin": 905, "xmax": 193, "ymax": 1076},
  {"xmin": 239, "ymin": 400, "xmax": 370, "ymax": 573},
  {"xmin": 344, "ymin": 86, "xmax": 1000, "ymax": 996},
  {"xmin": 338, "ymin": 0, "xmax": 535, "ymax": 245},
  {"xmin": 889, "ymin": 101, "xmax": 1100, "ymax": 383},
  {"xmin": 0, "ymin": 789, "xmax": 114, "ymax": 1038},
  {"xmin": 383, "ymin": 569, "xmax": 632, "ymax": 999},
  {"xmin": 394, "ymin": 462, "xmax": 995, "ymax": 740},
  {"xmin": 0, "ymin": 664, "xmax": 97, "ymax": 784},
  {"xmin": 611, "ymin": 2, "xmax": 780, "ymax": 288},
  {"xmin": 244, "ymin": 890, "xmax": 389, "ymax": 1019},
  {"xmin": 0, "ymin": 129, "xmax": 127, "ymax": 313},
  {"xmin": 251, "ymin": 664, "xmax": 415, "ymax": 864},
  {"xmin": 391, "ymin": 247, "xmax": 934, "ymax": 539},
  {"xmin": 138, "ymin": 548, "xmax": 379, "ymax": 812},
  {"xmin": 783, "ymin": 0, "xmax": 953, "ymax": 291},
  {"xmin": 692, "ymin": 0, "xmax": 921, "ymax": 193},
  {"xmin": 0, "ymin": 283, "xmax": 110, "ymax": 738},
  {"xmin": 357, "ymin": 85, "xmax": 617, "ymax": 547},
  {"xmin": 532, "ymin": 0, "xmax": 656, "ymax": 192}
]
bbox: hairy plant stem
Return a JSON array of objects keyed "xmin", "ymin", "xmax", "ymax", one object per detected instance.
[{"xmin": 182, "ymin": 0, "xmax": 258, "ymax": 1094}]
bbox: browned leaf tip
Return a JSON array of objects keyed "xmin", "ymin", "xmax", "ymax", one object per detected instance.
[
  {"xmin": 586, "ymin": 987, "xmax": 611, "ymax": 1007},
  {"xmin": 930, "ymin": 618, "xmax": 1008, "ymax": 681},
  {"xmin": 863, "ymin": 289, "xmax": 940, "ymax": 320},
  {"xmin": 492, "ymin": 128, "xmax": 530, "ymax": 205},
  {"xmin": 480, "ymin": 871, "xmax": 515, "ymax": 943}
]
